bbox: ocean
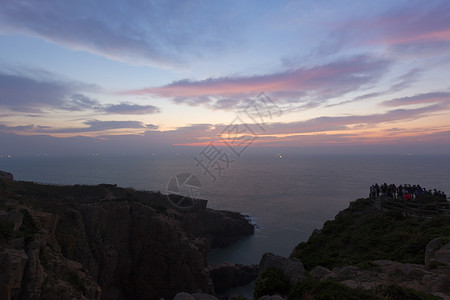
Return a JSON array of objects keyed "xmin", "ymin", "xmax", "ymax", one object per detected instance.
[{"xmin": 1, "ymin": 154, "xmax": 450, "ymax": 268}]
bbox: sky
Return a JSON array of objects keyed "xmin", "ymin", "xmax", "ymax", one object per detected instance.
[{"xmin": 1, "ymin": 0, "xmax": 450, "ymax": 156}]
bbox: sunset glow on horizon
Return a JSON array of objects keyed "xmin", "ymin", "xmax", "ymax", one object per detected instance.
[{"xmin": 1, "ymin": 1, "xmax": 450, "ymax": 156}]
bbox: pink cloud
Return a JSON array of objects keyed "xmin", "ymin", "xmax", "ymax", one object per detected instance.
[
  {"xmin": 121, "ymin": 55, "xmax": 390, "ymax": 106},
  {"xmin": 382, "ymin": 92, "xmax": 450, "ymax": 107},
  {"xmin": 349, "ymin": 2, "xmax": 450, "ymax": 52}
]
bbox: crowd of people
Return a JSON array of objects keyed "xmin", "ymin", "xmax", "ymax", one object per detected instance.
[{"xmin": 370, "ymin": 183, "xmax": 448, "ymax": 202}]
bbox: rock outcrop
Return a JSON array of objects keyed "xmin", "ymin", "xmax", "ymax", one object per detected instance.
[
  {"xmin": 259, "ymin": 252, "xmax": 305, "ymax": 284},
  {"xmin": 0, "ymin": 209, "xmax": 100, "ymax": 300},
  {"xmin": 173, "ymin": 292, "xmax": 219, "ymax": 300},
  {"xmin": 310, "ymin": 259, "xmax": 450, "ymax": 299},
  {"xmin": 0, "ymin": 170, "xmax": 13, "ymax": 182},
  {"xmin": 425, "ymin": 237, "xmax": 450, "ymax": 266},
  {"xmin": 209, "ymin": 262, "xmax": 258, "ymax": 293},
  {"xmin": 0, "ymin": 179, "xmax": 255, "ymax": 299}
]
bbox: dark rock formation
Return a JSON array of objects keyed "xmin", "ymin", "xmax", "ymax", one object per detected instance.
[
  {"xmin": 209, "ymin": 262, "xmax": 258, "ymax": 293},
  {"xmin": 259, "ymin": 252, "xmax": 305, "ymax": 284},
  {"xmin": 425, "ymin": 237, "xmax": 450, "ymax": 266},
  {"xmin": 173, "ymin": 292, "xmax": 219, "ymax": 300},
  {"xmin": 310, "ymin": 259, "xmax": 450, "ymax": 299},
  {"xmin": 181, "ymin": 209, "xmax": 255, "ymax": 248},
  {"xmin": 0, "ymin": 209, "xmax": 100, "ymax": 300},
  {"xmin": 76, "ymin": 201, "xmax": 215, "ymax": 299},
  {"xmin": 0, "ymin": 170, "xmax": 13, "ymax": 182},
  {"xmin": 0, "ymin": 180, "xmax": 254, "ymax": 299}
]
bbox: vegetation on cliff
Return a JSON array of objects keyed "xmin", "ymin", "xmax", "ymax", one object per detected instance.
[
  {"xmin": 252, "ymin": 198, "xmax": 449, "ymax": 299},
  {"xmin": 291, "ymin": 198, "xmax": 450, "ymax": 270}
]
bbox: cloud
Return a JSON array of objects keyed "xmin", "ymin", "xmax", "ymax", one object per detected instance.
[
  {"xmin": 0, "ymin": 69, "xmax": 100, "ymax": 112},
  {"xmin": 0, "ymin": 120, "xmax": 157, "ymax": 134},
  {"xmin": 326, "ymin": 68, "xmax": 424, "ymax": 108},
  {"xmin": 0, "ymin": 72, "xmax": 74, "ymax": 112},
  {"xmin": 0, "ymin": 69, "xmax": 161, "ymax": 115},
  {"xmin": 334, "ymin": 1, "xmax": 450, "ymax": 56},
  {"xmin": 2, "ymin": 102, "xmax": 450, "ymax": 155},
  {"xmin": 123, "ymin": 55, "xmax": 390, "ymax": 109},
  {"xmin": 100, "ymin": 103, "xmax": 160, "ymax": 115},
  {"xmin": 49, "ymin": 120, "xmax": 151, "ymax": 134},
  {"xmin": 0, "ymin": 1, "xmax": 240, "ymax": 67},
  {"xmin": 261, "ymin": 103, "xmax": 446, "ymax": 136},
  {"xmin": 382, "ymin": 92, "xmax": 450, "ymax": 107},
  {"xmin": 64, "ymin": 94, "xmax": 101, "ymax": 111}
]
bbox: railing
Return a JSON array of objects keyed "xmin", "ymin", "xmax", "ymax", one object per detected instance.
[{"xmin": 372, "ymin": 197, "xmax": 450, "ymax": 217}]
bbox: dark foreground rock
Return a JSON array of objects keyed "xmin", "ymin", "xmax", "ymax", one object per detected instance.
[
  {"xmin": 254, "ymin": 198, "xmax": 450, "ymax": 299},
  {"xmin": 0, "ymin": 170, "xmax": 13, "ymax": 182},
  {"xmin": 0, "ymin": 179, "xmax": 254, "ymax": 299},
  {"xmin": 209, "ymin": 262, "xmax": 258, "ymax": 293},
  {"xmin": 259, "ymin": 252, "xmax": 305, "ymax": 284}
]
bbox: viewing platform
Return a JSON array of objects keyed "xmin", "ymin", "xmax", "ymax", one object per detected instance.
[{"xmin": 369, "ymin": 183, "xmax": 450, "ymax": 217}]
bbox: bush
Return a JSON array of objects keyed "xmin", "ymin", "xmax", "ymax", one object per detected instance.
[
  {"xmin": 374, "ymin": 284, "xmax": 442, "ymax": 300},
  {"xmin": 428, "ymin": 260, "xmax": 446, "ymax": 269},
  {"xmin": 291, "ymin": 198, "xmax": 450, "ymax": 269},
  {"xmin": 254, "ymin": 267, "xmax": 290, "ymax": 299},
  {"xmin": 290, "ymin": 278, "xmax": 379, "ymax": 300},
  {"xmin": 18, "ymin": 209, "xmax": 38, "ymax": 243},
  {"xmin": 290, "ymin": 279, "xmax": 442, "ymax": 300},
  {"xmin": 0, "ymin": 220, "xmax": 14, "ymax": 240},
  {"xmin": 66, "ymin": 271, "xmax": 83, "ymax": 291}
]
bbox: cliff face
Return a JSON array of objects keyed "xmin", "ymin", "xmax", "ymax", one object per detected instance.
[
  {"xmin": 0, "ymin": 208, "xmax": 100, "ymax": 300},
  {"xmin": 0, "ymin": 179, "xmax": 254, "ymax": 299}
]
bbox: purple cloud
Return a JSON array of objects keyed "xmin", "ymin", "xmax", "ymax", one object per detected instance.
[
  {"xmin": 382, "ymin": 92, "xmax": 450, "ymax": 107},
  {"xmin": 49, "ymin": 120, "xmax": 150, "ymax": 133},
  {"xmin": 101, "ymin": 103, "xmax": 160, "ymax": 115},
  {"xmin": 0, "ymin": 69, "xmax": 161, "ymax": 115},
  {"xmin": 0, "ymin": 1, "xmax": 240, "ymax": 67},
  {"xmin": 124, "ymin": 55, "xmax": 391, "ymax": 109},
  {"xmin": 333, "ymin": 1, "xmax": 450, "ymax": 55}
]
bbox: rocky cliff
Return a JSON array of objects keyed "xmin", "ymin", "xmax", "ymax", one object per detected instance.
[
  {"xmin": 252, "ymin": 198, "xmax": 450, "ymax": 300},
  {"xmin": 0, "ymin": 178, "xmax": 254, "ymax": 299}
]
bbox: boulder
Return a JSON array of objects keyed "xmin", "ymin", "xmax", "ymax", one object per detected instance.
[
  {"xmin": 310, "ymin": 266, "xmax": 332, "ymax": 280},
  {"xmin": 173, "ymin": 293, "xmax": 219, "ymax": 300},
  {"xmin": 173, "ymin": 292, "xmax": 196, "ymax": 300},
  {"xmin": 191, "ymin": 292, "xmax": 219, "ymax": 300},
  {"xmin": 259, "ymin": 253, "xmax": 305, "ymax": 284},
  {"xmin": 0, "ymin": 171, "xmax": 13, "ymax": 182},
  {"xmin": 209, "ymin": 262, "xmax": 258, "ymax": 293},
  {"xmin": 425, "ymin": 237, "xmax": 450, "ymax": 266},
  {"xmin": 258, "ymin": 295, "xmax": 285, "ymax": 300}
]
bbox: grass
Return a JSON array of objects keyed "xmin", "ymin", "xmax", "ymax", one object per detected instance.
[
  {"xmin": 291, "ymin": 198, "xmax": 450, "ymax": 270},
  {"xmin": 291, "ymin": 279, "xmax": 443, "ymax": 300},
  {"xmin": 254, "ymin": 273, "xmax": 443, "ymax": 300},
  {"xmin": 254, "ymin": 267, "xmax": 290, "ymax": 299}
]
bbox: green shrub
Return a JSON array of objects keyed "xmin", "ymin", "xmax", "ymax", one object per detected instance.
[
  {"xmin": 428, "ymin": 260, "xmax": 446, "ymax": 269},
  {"xmin": 290, "ymin": 278, "xmax": 379, "ymax": 300},
  {"xmin": 254, "ymin": 267, "xmax": 290, "ymax": 299},
  {"xmin": 374, "ymin": 284, "xmax": 442, "ymax": 300},
  {"xmin": 66, "ymin": 271, "xmax": 83, "ymax": 291},
  {"xmin": 0, "ymin": 220, "xmax": 14, "ymax": 240},
  {"xmin": 291, "ymin": 198, "xmax": 450, "ymax": 270},
  {"xmin": 17, "ymin": 209, "xmax": 38, "ymax": 243},
  {"xmin": 289, "ymin": 279, "xmax": 441, "ymax": 300}
]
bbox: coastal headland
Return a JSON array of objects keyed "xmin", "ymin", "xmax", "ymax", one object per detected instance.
[{"xmin": 1, "ymin": 173, "xmax": 449, "ymax": 299}]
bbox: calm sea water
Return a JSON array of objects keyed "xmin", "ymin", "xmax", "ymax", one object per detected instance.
[{"xmin": 1, "ymin": 154, "xmax": 450, "ymax": 268}]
